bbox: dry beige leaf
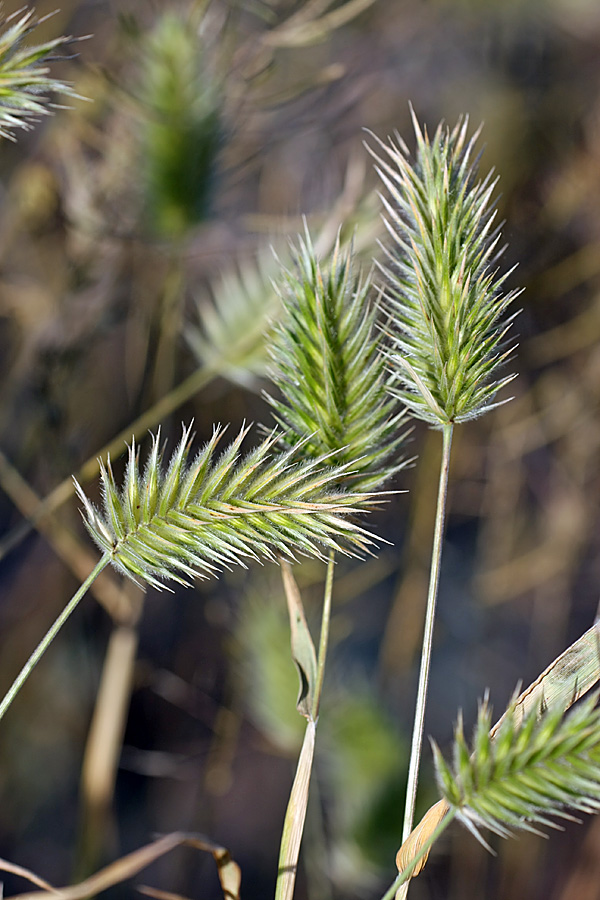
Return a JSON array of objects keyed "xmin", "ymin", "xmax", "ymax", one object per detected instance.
[
  {"xmin": 396, "ymin": 799, "xmax": 449, "ymax": 877},
  {"xmin": 8, "ymin": 832, "xmax": 241, "ymax": 900}
]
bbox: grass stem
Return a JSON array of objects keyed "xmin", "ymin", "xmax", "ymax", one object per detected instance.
[
  {"xmin": 0, "ymin": 555, "xmax": 111, "ymax": 725},
  {"xmin": 401, "ymin": 424, "xmax": 454, "ymax": 843},
  {"xmin": 275, "ymin": 720, "xmax": 316, "ymax": 900}
]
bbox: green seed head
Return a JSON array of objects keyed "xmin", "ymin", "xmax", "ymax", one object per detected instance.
[
  {"xmin": 266, "ymin": 227, "xmax": 410, "ymax": 493},
  {"xmin": 0, "ymin": 8, "xmax": 85, "ymax": 141},
  {"xmin": 366, "ymin": 109, "xmax": 521, "ymax": 426}
]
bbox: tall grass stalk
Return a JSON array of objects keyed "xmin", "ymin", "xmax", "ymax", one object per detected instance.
[
  {"xmin": 401, "ymin": 423, "xmax": 453, "ymax": 843},
  {"xmin": 367, "ymin": 110, "xmax": 520, "ymax": 894},
  {"xmin": 313, "ymin": 552, "xmax": 336, "ymax": 720},
  {"xmin": 0, "ymin": 556, "xmax": 110, "ymax": 724}
]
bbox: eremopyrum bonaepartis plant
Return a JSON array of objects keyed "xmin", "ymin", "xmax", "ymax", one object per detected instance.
[
  {"xmin": 264, "ymin": 228, "xmax": 411, "ymax": 900},
  {"xmin": 366, "ymin": 109, "xmax": 521, "ymax": 896}
]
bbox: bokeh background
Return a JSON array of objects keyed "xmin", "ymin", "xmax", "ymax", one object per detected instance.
[{"xmin": 2, "ymin": 0, "xmax": 600, "ymax": 898}]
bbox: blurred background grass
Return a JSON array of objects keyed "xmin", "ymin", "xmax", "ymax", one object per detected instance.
[{"xmin": 2, "ymin": 0, "xmax": 600, "ymax": 898}]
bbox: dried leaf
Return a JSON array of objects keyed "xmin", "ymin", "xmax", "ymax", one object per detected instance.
[
  {"xmin": 395, "ymin": 799, "xmax": 448, "ymax": 877},
  {"xmin": 280, "ymin": 559, "xmax": 317, "ymax": 718},
  {"xmin": 8, "ymin": 832, "xmax": 241, "ymax": 900},
  {"xmin": 491, "ymin": 622, "xmax": 600, "ymax": 736},
  {"xmin": 275, "ymin": 720, "xmax": 316, "ymax": 900}
]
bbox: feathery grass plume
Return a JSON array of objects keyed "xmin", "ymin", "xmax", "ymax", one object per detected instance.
[
  {"xmin": 75, "ymin": 423, "xmax": 379, "ymax": 590},
  {"xmin": 138, "ymin": 10, "xmax": 222, "ymax": 237},
  {"xmin": 266, "ymin": 229, "xmax": 410, "ymax": 492},
  {"xmin": 0, "ymin": 7, "xmax": 85, "ymax": 141},
  {"xmin": 186, "ymin": 247, "xmax": 283, "ymax": 388},
  {"xmin": 366, "ymin": 109, "xmax": 521, "ymax": 425},
  {"xmin": 433, "ymin": 692, "xmax": 600, "ymax": 851}
]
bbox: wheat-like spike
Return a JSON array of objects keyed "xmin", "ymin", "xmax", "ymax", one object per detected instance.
[
  {"xmin": 136, "ymin": 10, "xmax": 222, "ymax": 237},
  {"xmin": 0, "ymin": 9, "xmax": 86, "ymax": 141},
  {"xmin": 186, "ymin": 246, "xmax": 283, "ymax": 387},
  {"xmin": 266, "ymin": 227, "xmax": 410, "ymax": 492},
  {"xmin": 75, "ymin": 424, "xmax": 379, "ymax": 590},
  {"xmin": 365, "ymin": 108, "xmax": 522, "ymax": 426},
  {"xmin": 433, "ymin": 692, "xmax": 600, "ymax": 851}
]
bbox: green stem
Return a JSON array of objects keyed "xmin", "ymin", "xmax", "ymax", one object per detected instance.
[
  {"xmin": 402, "ymin": 424, "xmax": 454, "ymax": 843},
  {"xmin": 275, "ymin": 550, "xmax": 336, "ymax": 900},
  {"xmin": 0, "ymin": 555, "xmax": 111, "ymax": 725}
]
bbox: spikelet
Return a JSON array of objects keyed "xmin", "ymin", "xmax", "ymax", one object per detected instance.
[
  {"xmin": 366, "ymin": 109, "xmax": 521, "ymax": 426},
  {"xmin": 0, "ymin": 8, "xmax": 85, "ymax": 141},
  {"xmin": 266, "ymin": 228, "xmax": 410, "ymax": 492},
  {"xmin": 76, "ymin": 424, "xmax": 380, "ymax": 590}
]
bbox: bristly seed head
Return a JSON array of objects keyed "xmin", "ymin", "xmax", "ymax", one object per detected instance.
[
  {"xmin": 433, "ymin": 691, "xmax": 600, "ymax": 850},
  {"xmin": 265, "ymin": 226, "xmax": 411, "ymax": 493},
  {"xmin": 366, "ymin": 107, "xmax": 522, "ymax": 427},
  {"xmin": 75, "ymin": 423, "xmax": 381, "ymax": 590},
  {"xmin": 0, "ymin": 8, "xmax": 87, "ymax": 141}
]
